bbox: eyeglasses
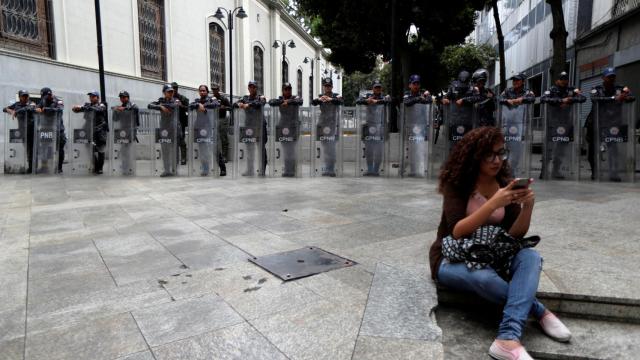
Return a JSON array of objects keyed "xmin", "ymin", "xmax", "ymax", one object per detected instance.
[{"xmin": 483, "ymin": 148, "xmax": 509, "ymax": 163}]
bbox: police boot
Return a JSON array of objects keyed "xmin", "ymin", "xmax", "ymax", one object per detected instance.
[
  {"xmin": 218, "ymin": 153, "xmax": 226, "ymax": 176},
  {"xmin": 96, "ymin": 152, "xmax": 105, "ymax": 174},
  {"xmin": 180, "ymin": 146, "xmax": 187, "ymax": 165}
]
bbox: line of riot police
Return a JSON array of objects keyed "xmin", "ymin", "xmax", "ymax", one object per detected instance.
[{"xmin": 3, "ymin": 66, "xmax": 636, "ymax": 181}]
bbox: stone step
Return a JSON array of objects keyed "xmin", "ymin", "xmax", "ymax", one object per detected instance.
[
  {"xmin": 436, "ymin": 305, "xmax": 640, "ymax": 360},
  {"xmin": 437, "ymin": 287, "xmax": 640, "ymax": 324}
]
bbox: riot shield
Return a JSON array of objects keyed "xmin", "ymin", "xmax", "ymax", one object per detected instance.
[
  {"xmin": 593, "ymin": 101, "xmax": 636, "ymax": 182},
  {"xmin": 444, "ymin": 104, "xmax": 473, "ymax": 153},
  {"xmin": 400, "ymin": 103, "xmax": 431, "ymax": 178},
  {"xmin": 270, "ymin": 104, "xmax": 301, "ymax": 177},
  {"xmin": 299, "ymin": 107, "xmax": 313, "ymax": 177},
  {"xmin": 233, "ymin": 107, "xmax": 265, "ymax": 177},
  {"xmin": 69, "ymin": 110, "xmax": 94, "ymax": 175},
  {"xmin": 151, "ymin": 109, "xmax": 178, "ymax": 176},
  {"xmin": 311, "ymin": 103, "xmax": 342, "ymax": 177},
  {"xmin": 110, "ymin": 108, "xmax": 137, "ymax": 176},
  {"xmin": 499, "ymin": 103, "xmax": 532, "ymax": 178},
  {"xmin": 32, "ymin": 111, "xmax": 60, "ymax": 174},
  {"xmin": 355, "ymin": 104, "xmax": 387, "ymax": 177},
  {"xmin": 541, "ymin": 103, "xmax": 580, "ymax": 180},
  {"xmin": 4, "ymin": 111, "xmax": 32, "ymax": 174},
  {"xmin": 188, "ymin": 108, "xmax": 218, "ymax": 177}
]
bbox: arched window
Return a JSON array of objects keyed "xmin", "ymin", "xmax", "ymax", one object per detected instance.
[
  {"xmin": 253, "ymin": 46, "xmax": 264, "ymax": 94},
  {"xmin": 138, "ymin": 0, "xmax": 166, "ymax": 80},
  {"xmin": 297, "ymin": 69, "xmax": 303, "ymax": 98},
  {"xmin": 209, "ymin": 23, "xmax": 225, "ymax": 92},
  {"xmin": 0, "ymin": 0, "xmax": 55, "ymax": 58}
]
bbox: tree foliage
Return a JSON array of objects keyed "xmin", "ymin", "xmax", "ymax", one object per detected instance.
[
  {"xmin": 440, "ymin": 42, "xmax": 496, "ymax": 82},
  {"xmin": 341, "ymin": 59, "xmax": 391, "ymax": 105},
  {"xmin": 296, "ymin": 0, "xmax": 487, "ymax": 91}
]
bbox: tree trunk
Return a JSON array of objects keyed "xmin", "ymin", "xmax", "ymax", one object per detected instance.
[
  {"xmin": 491, "ymin": 0, "xmax": 506, "ymax": 92},
  {"xmin": 547, "ymin": 0, "xmax": 568, "ymax": 81}
]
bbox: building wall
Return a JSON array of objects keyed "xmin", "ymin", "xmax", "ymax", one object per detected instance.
[
  {"xmin": 472, "ymin": 0, "xmax": 578, "ymax": 87},
  {"xmin": 0, "ymin": 0, "xmax": 335, "ymax": 108}
]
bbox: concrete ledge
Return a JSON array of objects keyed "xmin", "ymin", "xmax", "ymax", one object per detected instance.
[{"xmin": 437, "ymin": 287, "xmax": 640, "ymax": 324}]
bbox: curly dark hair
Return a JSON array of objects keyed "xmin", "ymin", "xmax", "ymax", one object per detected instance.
[{"xmin": 438, "ymin": 126, "xmax": 512, "ymax": 197}]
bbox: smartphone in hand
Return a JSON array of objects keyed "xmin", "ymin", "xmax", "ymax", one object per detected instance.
[{"xmin": 512, "ymin": 178, "xmax": 531, "ymax": 190}]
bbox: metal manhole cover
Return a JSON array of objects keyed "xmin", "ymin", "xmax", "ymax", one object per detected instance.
[{"xmin": 248, "ymin": 247, "xmax": 356, "ymax": 281}]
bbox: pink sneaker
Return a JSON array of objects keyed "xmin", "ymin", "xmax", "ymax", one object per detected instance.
[
  {"xmin": 489, "ymin": 340, "xmax": 534, "ymax": 360},
  {"xmin": 539, "ymin": 312, "xmax": 572, "ymax": 342}
]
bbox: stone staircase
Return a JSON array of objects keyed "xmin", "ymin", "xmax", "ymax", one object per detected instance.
[{"xmin": 436, "ymin": 286, "xmax": 640, "ymax": 359}]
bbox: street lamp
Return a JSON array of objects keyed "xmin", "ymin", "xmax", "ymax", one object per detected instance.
[
  {"xmin": 303, "ymin": 56, "xmax": 318, "ymax": 101},
  {"xmin": 272, "ymin": 39, "xmax": 296, "ymax": 86},
  {"xmin": 214, "ymin": 6, "xmax": 247, "ymax": 125}
]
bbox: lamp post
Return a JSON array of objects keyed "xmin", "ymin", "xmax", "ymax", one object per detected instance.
[
  {"xmin": 303, "ymin": 56, "xmax": 317, "ymax": 101},
  {"xmin": 214, "ymin": 6, "xmax": 247, "ymax": 125},
  {"xmin": 272, "ymin": 39, "xmax": 296, "ymax": 86}
]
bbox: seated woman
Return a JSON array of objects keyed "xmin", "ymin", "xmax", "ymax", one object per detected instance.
[{"xmin": 429, "ymin": 127, "xmax": 571, "ymax": 360}]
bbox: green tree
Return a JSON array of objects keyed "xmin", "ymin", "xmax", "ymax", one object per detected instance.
[
  {"xmin": 440, "ymin": 42, "xmax": 496, "ymax": 84},
  {"xmin": 341, "ymin": 60, "xmax": 391, "ymax": 105},
  {"xmin": 297, "ymin": 0, "xmax": 487, "ymax": 96}
]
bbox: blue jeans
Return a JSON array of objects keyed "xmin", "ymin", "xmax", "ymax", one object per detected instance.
[{"xmin": 437, "ymin": 248, "xmax": 546, "ymax": 340}]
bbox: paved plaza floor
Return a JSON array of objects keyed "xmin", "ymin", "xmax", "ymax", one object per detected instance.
[{"xmin": 0, "ymin": 175, "xmax": 639, "ymax": 359}]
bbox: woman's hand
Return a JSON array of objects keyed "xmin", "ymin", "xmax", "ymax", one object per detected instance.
[
  {"xmin": 487, "ymin": 179, "xmax": 531, "ymax": 210},
  {"xmin": 516, "ymin": 188, "xmax": 535, "ymax": 208}
]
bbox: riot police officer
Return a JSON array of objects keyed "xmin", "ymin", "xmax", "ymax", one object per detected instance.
[
  {"xmin": 269, "ymin": 82, "xmax": 303, "ymax": 177},
  {"xmin": 148, "ymin": 84, "xmax": 180, "ymax": 177},
  {"xmin": 112, "ymin": 90, "xmax": 140, "ymax": 175},
  {"xmin": 35, "ymin": 87, "xmax": 66, "ymax": 173},
  {"xmin": 312, "ymin": 78, "xmax": 344, "ymax": 177},
  {"xmin": 113, "ymin": 91, "xmax": 140, "ymax": 130},
  {"xmin": 235, "ymin": 81, "xmax": 267, "ymax": 176},
  {"xmin": 499, "ymin": 74, "xmax": 536, "ymax": 105},
  {"xmin": 585, "ymin": 67, "xmax": 635, "ymax": 181},
  {"xmin": 402, "ymin": 75, "xmax": 432, "ymax": 177},
  {"xmin": 3, "ymin": 90, "xmax": 36, "ymax": 173},
  {"xmin": 212, "ymin": 83, "xmax": 231, "ymax": 172},
  {"xmin": 189, "ymin": 85, "xmax": 221, "ymax": 176},
  {"xmin": 356, "ymin": 81, "xmax": 390, "ymax": 176},
  {"xmin": 540, "ymin": 71, "xmax": 586, "ymax": 179},
  {"xmin": 459, "ymin": 68, "xmax": 496, "ymax": 127},
  {"xmin": 442, "ymin": 70, "xmax": 471, "ymax": 105},
  {"xmin": 498, "ymin": 73, "xmax": 536, "ymax": 175},
  {"xmin": 171, "ymin": 82, "xmax": 189, "ymax": 165},
  {"xmin": 72, "ymin": 91, "xmax": 109, "ymax": 174}
]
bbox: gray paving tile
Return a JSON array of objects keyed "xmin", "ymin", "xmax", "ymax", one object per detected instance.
[
  {"xmin": 251, "ymin": 299, "xmax": 363, "ymax": 360},
  {"xmin": 162, "ymin": 262, "xmax": 321, "ymax": 320},
  {"xmin": 360, "ymin": 263, "xmax": 441, "ymax": 341},
  {"xmin": 0, "ymin": 336, "xmax": 24, "ymax": 360},
  {"xmin": 28, "ymin": 238, "xmax": 105, "ymax": 279},
  {"xmin": 0, "ymin": 307, "xmax": 25, "ymax": 343},
  {"xmin": 27, "ymin": 269, "xmax": 116, "ymax": 306},
  {"xmin": 151, "ymin": 230, "xmax": 228, "ymax": 255},
  {"xmin": 176, "ymin": 244, "xmax": 250, "ymax": 271},
  {"xmin": 223, "ymin": 230, "xmax": 302, "ymax": 257},
  {"xmin": 25, "ymin": 312, "xmax": 147, "ymax": 360},
  {"xmin": 352, "ymin": 336, "xmax": 443, "ymax": 360},
  {"xmin": 93, "ymin": 232, "xmax": 184, "ymax": 285},
  {"xmin": 151, "ymin": 322, "xmax": 288, "ymax": 360},
  {"xmin": 132, "ymin": 294, "xmax": 244, "ymax": 347},
  {"xmin": 27, "ymin": 279, "xmax": 171, "ymax": 334},
  {"xmin": 295, "ymin": 265, "xmax": 373, "ymax": 308},
  {"xmin": 114, "ymin": 350, "xmax": 156, "ymax": 360}
]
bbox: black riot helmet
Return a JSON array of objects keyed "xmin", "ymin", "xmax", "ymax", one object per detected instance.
[
  {"xmin": 472, "ymin": 68, "xmax": 489, "ymax": 84},
  {"xmin": 458, "ymin": 71, "xmax": 470, "ymax": 83}
]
